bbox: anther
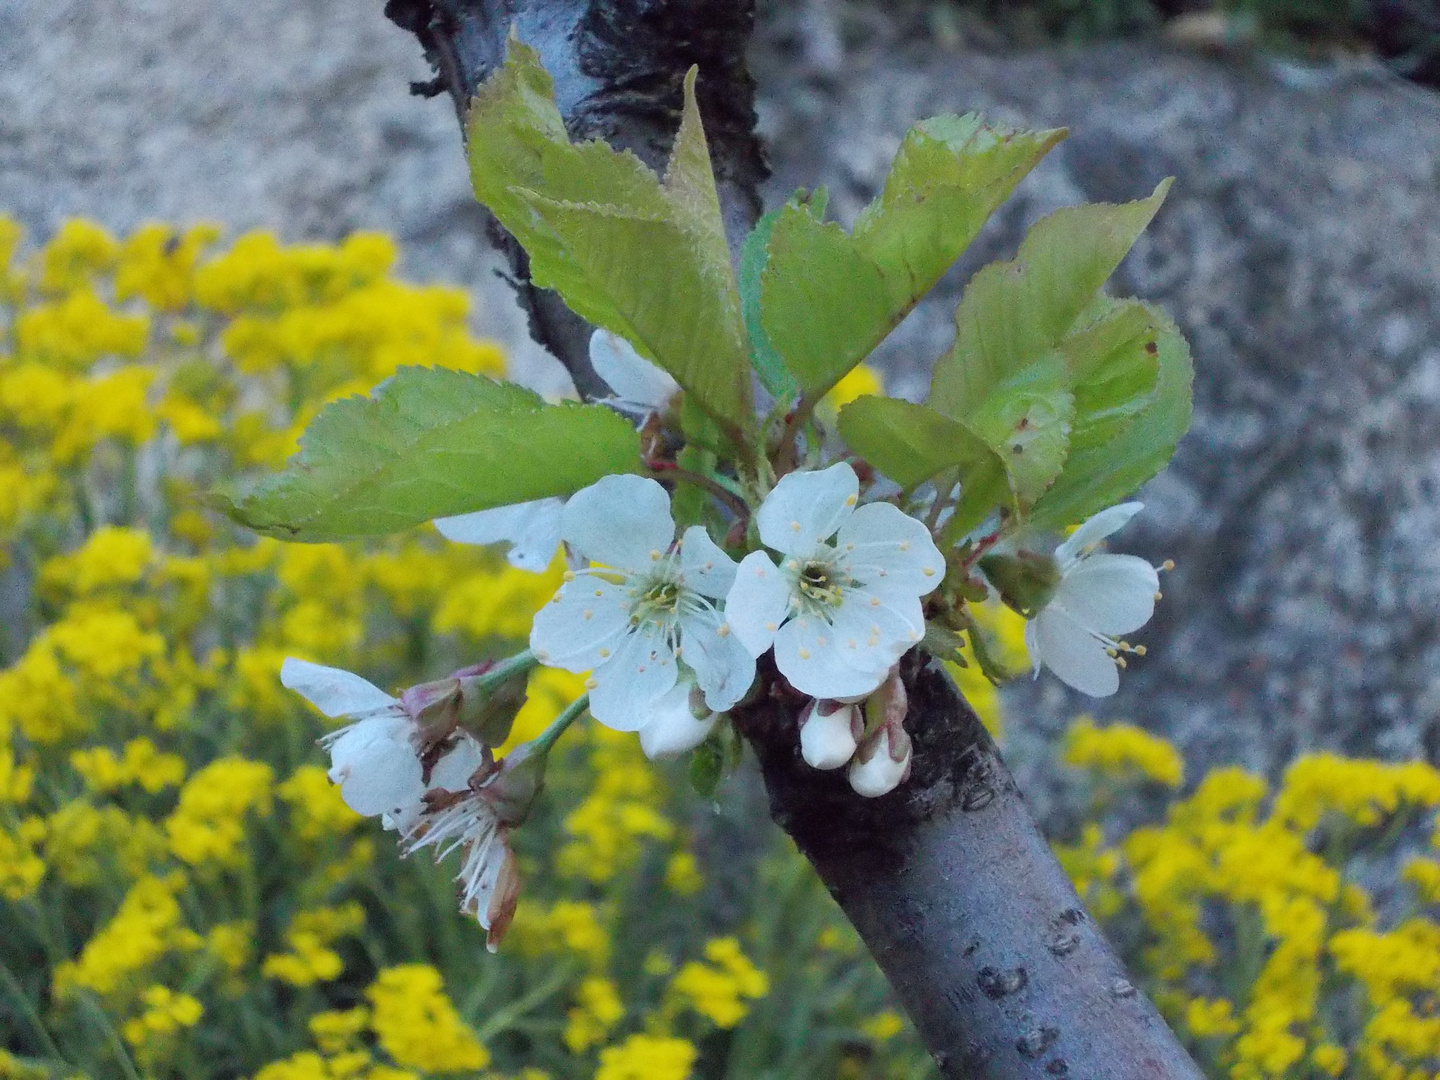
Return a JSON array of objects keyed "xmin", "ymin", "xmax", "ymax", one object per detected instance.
[
  {"xmin": 563, "ymin": 571, "xmax": 576, "ymax": 582},
  {"xmin": 844, "ymin": 494, "xmax": 857, "ymax": 506},
  {"xmin": 650, "ymin": 549, "xmax": 661, "ymax": 561},
  {"xmin": 598, "ymin": 648, "xmax": 610, "ymax": 659},
  {"xmin": 717, "ymin": 623, "xmax": 731, "ymax": 638},
  {"xmin": 1160, "ymin": 559, "xmax": 1175, "ymax": 572},
  {"xmin": 1154, "ymin": 591, "xmax": 1163, "ymax": 601},
  {"xmin": 584, "ymin": 677, "xmax": 598, "ymax": 689}
]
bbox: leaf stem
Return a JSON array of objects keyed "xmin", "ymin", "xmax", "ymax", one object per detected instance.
[
  {"xmin": 474, "ymin": 649, "xmax": 538, "ymax": 689},
  {"xmin": 645, "ymin": 464, "xmax": 751, "ymax": 522},
  {"xmin": 531, "ymin": 693, "xmax": 589, "ymax": 756}
]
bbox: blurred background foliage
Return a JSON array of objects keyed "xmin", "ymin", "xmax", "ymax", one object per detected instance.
[{"xmin": 0, "ymin": 220, "xmax": 1437, "ymax": 1080}]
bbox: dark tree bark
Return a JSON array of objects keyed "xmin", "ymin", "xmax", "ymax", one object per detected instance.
[{"xmin": 382, "ymin": 3, "xmax": 1204, "ymax": 1076}]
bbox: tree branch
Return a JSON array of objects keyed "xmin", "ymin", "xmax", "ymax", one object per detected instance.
[{"xmin": 383, "ymin": 3, "xmax": 1202, "ymax": 1076}]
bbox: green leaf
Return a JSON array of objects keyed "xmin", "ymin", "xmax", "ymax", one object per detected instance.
[
  {"xmin": 467, "ymin": 43, "xmax": 751, "ymax": 433},
  {"xmin": 962, "ymin": 354, "xmax": 1074, "ymax": 504},
  {"xmin": 928, "ymin": 180, "xmax": 1171, "ymax": 418},
  {"xmin": 1061, "ymin": 298, "xmax": 1161, "ymax": 451},
  {"xmin": 739, "ymin": 204, "xmax": 798, "ymax": 401},
  {"xmin": 759, "ymin": 117, "xmax": 1065, "ymax": 402},
  {"xmin": 216, "ymin": 367, "xmax": 642, "ymax": 541},
  {"xmin": 837, "ymin": 395, "xmax": 1006, "ymax": 494},
  {"xmin": 1028, "ymin": 304, "xmax": 1193, "ymax": 530}
]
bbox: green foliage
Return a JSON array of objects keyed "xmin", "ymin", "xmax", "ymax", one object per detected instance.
[
  {"xmin": 466, "ymin": 42, "xmax": 753, "ymax": 436},
  {"xmin": 218, "ymin": 367, "xmax": 642, "ymax": 541},
  {"xmin": 758, "ymin": 116, "xmax": 1065, "ymax": 403},
  {"xmin": 738, "ymin": 204, "xmax": 800, "ymax": 403},
  {"xmin": 836, "ymin": 395, "xmax": 1005, "ymax": 495}
]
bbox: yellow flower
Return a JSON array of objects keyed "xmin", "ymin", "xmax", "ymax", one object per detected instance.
[
  {"xmin": 820, "ymin": 364, "xmax": 882, "ymax": 414},
  {"xmin": 860, "ymin": 1011, "xmax": 905, "ymax": 1042},
  {"xmin": 164, "ymin": 756, "xmax": 274, "ymax": 867},
  {"xmin": 366, "ymin": 965, "xmax": 490, "ymax": 1073},
  {"xmin": 667, "ymin": 937, "xmax": 768, "ymax": 1029},
  {"xmin": 37, "ymin": 220, "xmax": 118, "ymax": 294},
  {"xmin": 594, "ymin": 1035, "xmax": 697, "ymax": 1080},
  {"xmin": 52, "ymin": 873, "xmax": 196, "ymax": 998},
  {"xmin": 563, "ymin": 976, "xmax": 625, "ymax": 1053},
  {"xmin": 510, "ymin": 900, "xmax": 611, "ymax": 969},
  {"xmin": 1184, "ymin": 997, "xmax": 1240, "ymax": 1038},
  {"xmin": 0, "ymin": 819, "xmax": 46, "ymax": 900},
  {"xmin": 114, "ymin": 222, "xmax": 221, "ymax": 311},
  {"xmin": 40, "ymin": 527, "xmax": 153, "ymax": 597},
  {"xmin": 278, "ymin": 765, "xmax": 361, "ymax": 842},
  {"xmin": 663, "ymin": 851, "xmax": 703, "ymax": 897},
  {"xmin": 14, "ymin": 289, "xmax": 147, "ymax": 371},
  {"xmin": 1061, "ymin": 717, "xmax": 1184, "ymax": 788},
  {"xmin": 121, "ymin": 984, "xmax": 203, "ymax": 1050},
  {"xmin": 71, "ymin": 737, "xmax": 185, "ymax": 795},
  {"xmin": 261, "ymin": 904, "xmax": 366, "ymax": 988},
  {"xmin": 1275, "ymin": 753, "xmax": 1440, "ymax": 832}
]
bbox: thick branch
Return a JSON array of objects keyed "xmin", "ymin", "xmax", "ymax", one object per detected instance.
[
  {"xmin": 383, "ymin": 0, "xmax": 765, "ymax": 398},
  {"xmin": 383, "ymin": 4, "xmax": 1201, "ymax": 1076}
]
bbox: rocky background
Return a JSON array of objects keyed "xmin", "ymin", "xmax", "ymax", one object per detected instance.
[{"xmin": 4, "ymin": 0, "xmax": 1439, "ymax": 795}]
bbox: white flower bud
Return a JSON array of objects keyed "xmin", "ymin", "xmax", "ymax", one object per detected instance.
[
  {"xmin": 638, "ymin": 680, "xmax": 718, "ymax": 760},
  {"xmin": 847, "ymin": 724, "xmax": 912, "ymax": 798},
  {"xmin": 799, "ymin": 699, "xmax": 861, "ymax": 770}
]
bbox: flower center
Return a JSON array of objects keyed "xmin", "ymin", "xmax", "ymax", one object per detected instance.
[
  {"xmin": 630, "ymin": 577, "xmax": 681, "ymax": 627},
  {"xmin": 795, "ymin": 558, "xmax": 850, "ymax": 610}
]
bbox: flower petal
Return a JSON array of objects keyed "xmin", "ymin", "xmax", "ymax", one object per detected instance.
[
  {"xmin": 848, "ymin": 728, "xmax": 910, "ymax": 798},
  {"xmin": 561, "ymin": 474, "xmax": 675, "ymax": 570},
  {"xmin": 836, "ymin": 501, "xmax": 945, "ymax": 596},
  {"xmin": 528, "ymin": 576, "xmax": 631, "ymax": 672},
  {"xmin": 281, "ymin": 657, "xmax": 397, "ymax": 718},
  {"xmin": 434, "ymin": 497, "xmax": 564, "ymax": 572},
  {"xmin": 724, "ymin": 551, "xmax": 792, "ymax": 658},
  {"xmin": 830, "ymin": 584, "xmax": 926, "ymax": 671},
  {"xmin": 679, "ymin": 525, "xmax": 738, "ymax": 599},
  {"xmin": 756, "ymin": 462, "xmax": 859, "ymax": 557},
  {"xmin": 587, "ymin": 622, "xmax": 679, "ymax": 731},
  {"xmin": 773, "ymin": 615, "xmax": 889, "ymax": 699},
  {"xmin": 800, "ymin": 702, "xmax": 859, "ymax": 770},
  {"xmin": 1031, "ymin": 607, "xmax": 1120, "ymax": 696},
  {"xmin": 679, "ymin": 607, "xmax": 755, "ymax": 712},
  {"xmin": 1055, "ymin": 502, "xmax": 1144, "ymax": 564},
  {"xmin": 589, "ymin": 329, "xmax": 679, "ymax": 409},
  {"xmin": 637, "ymin": 681, "xmax": 717, "ymax": 760},
  {"xmin": 330, "ymin": 730, "xmax": 425, "ymax": 817},
  {"xmin": 1053, "ymin": 553, "xmax": 1159, "ymax": 635}
]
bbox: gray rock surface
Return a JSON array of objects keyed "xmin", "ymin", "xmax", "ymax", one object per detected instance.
[{"xmin": 6, "ymin": 1, "xmax": 1440, "ymax": 783}]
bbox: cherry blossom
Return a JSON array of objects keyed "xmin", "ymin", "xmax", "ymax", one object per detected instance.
[
  {"xmin": 797, "ymin": 699, "xmax": 861, "ymax": 770},
  {"xmin": 529, "ymin": 475, "xmax": 754, "ymax": 730},
  {"xmin": 725, "ymin": 463, "xmax": 944, "ymax": 699},
  {"xmin": 1021, "ymin": 502, "xmax": 1162, "ymax": 697}
]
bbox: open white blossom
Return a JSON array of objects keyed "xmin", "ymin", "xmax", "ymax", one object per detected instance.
[
  {"xmin": 636, "ymin": 678, "xmax": 718, "ymax": 761},
  {"xmin": 433, "ymin": 498, "xmax": 564, "ymax": 573},
  {"xmin": 726, "ymin": 463, "xmax": 944, "ymax": 700},
  {"xmin": 589, "ymin": 329, "xmax": 679, "ymax": 413},
  {"xmin": 529, "ymin": 475, "xmax": 754, "ymax": 730},
  {"xmin": 1023, "ymin": 502, "xmax": 1161, "ymax": 697},
  {"xmin": 281, "ymin": 658, "xmax": 425, "ymax": 817}
]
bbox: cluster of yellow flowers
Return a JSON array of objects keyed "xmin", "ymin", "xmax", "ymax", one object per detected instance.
[{"xmin": 3, "ymin": 217, "xmax": 1437, "ymax": 1080}]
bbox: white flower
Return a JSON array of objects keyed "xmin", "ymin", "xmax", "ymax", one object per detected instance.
[
  {"xmin": 281, "ymin": 658, "xmax": 426, "ymax": 817},
  {"xmin": 725, "ymin": 463, "xmax": 944, "ymax": 700},
  {"xmin": 529, "ymin": 474, "xmax": 754, "ymax": 730},
  {"xmin": 636, "ymin": 678, "xmax": 718, "ymax": 761},
  {"xmin": 382, "ymin": 732, "xmax": 488, "ymax": 835},
  {"xmin": 848, "ymin": 723, "xmax": 912, "ymax": 798},
  {"xmin": 433, "ymin": 497, "xmax": 564, "ymax": 573},
  {"xmin": 1023, "ymin": 502, "xmax": 1161, "ymax": 697},
  {"xmin": 589, "ymin": 329, "xmax": 679, "ymax": 413},
  {"xmin": 798, "ymin": 699, "xmax": 861, "ymax": 770}
]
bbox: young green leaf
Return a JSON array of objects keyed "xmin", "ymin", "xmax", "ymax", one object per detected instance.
[
  {"xmin": 1061, "ymin": 298, "xmax": 1162, "ymax": 451},
  {"xmin": 466, "ymin": 42, "xmax": 751, "ymax": 434},
  {"xmin": 759, "ymin": 116, "xmax": 1064, "ymax": 403},
  {"xmin": 215, "ymin": 367, "xmax": 642, "ymax": 541},
  {"xmin": 928, "ymin": 180, "xmax": 1171, "ymax": 419},
  {"xmin": 1027, "ymin": 304, "xmax": 1193, "ymax": 531},
  {"xmin": 837, "ymin": 394, "xmax": 1006, "ymax": 493},
  {"xmin": 738, "ymin": 204, "xmax": 799, "ymax": 401}
]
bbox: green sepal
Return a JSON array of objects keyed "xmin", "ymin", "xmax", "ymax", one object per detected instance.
[
  {"xmin": 689, "ymin": 731, "xmax": 725, "ymax": 798},
  {"xmin": 215, "ymin": 367, "xmax": 641, "ymax": 541}
]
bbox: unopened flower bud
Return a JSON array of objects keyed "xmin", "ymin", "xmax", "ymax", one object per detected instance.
[
  {"xmin": 862, "ymin": 668, "xmax": 908, "ymax": 734},
  {"xmin": 799, "ymin": 698, "xmax": 861, "ymax": 770},
  {"xmin": 979, "ymin": 551, "xmax": 1062, "ymax": 618},
  {"xmin": 638, "ymin": 680, "xmax": 718, "ymax": 761},
  {"xmin": 483, "ymin": 744, "xmax": 548, "ymax": 826},
  {"xmin": 847, "ymin": 722, "xmax": 912, "ymax": 798}
]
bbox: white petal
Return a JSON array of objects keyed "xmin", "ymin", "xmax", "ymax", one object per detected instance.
[
  {"xmin": 1054, "ymin": 502, "xmax": 1144, "ymax": 564},
  {"xmin": 589, "ymin": 329, "xmax": 679, "ymax": 409},
  {"xmin": 587, "ymin": 623, "xmax": 679, "ymax": 731},
  {"xmin": 330, "ymin": 731, "xmax": 425, "ymax": 817},
  {"xmin": 281, "ymin": 658, "xmax": 397, "ymax": 718},
  {"xmin": 433, "ymin": 498, "xmax": 566, "ymax": 572},
  {"xmin": 829, "ymin": 585, "xmax": 925, "ymax": 671},
  {"xmin": 504, "ymin": 500, "xmax": 565, "ymax": 571},
  {"xmin": 1053, "ymin": 554, "xmax": 1159, "ymax": 635},
  {"xmin": 528, "ymin": 576, "xmax": 632, "ymax": 672},
  {"xmin": 773, "ymin": 614, "xmax": 888, "ymax": 699},
  {"xmin": 637, "ymin": 681, "xmax": 717, "ymax": 760},
  {"xmin": 678, "ymin": 607, "xmax": 755, "ymax": 712},
  {"xmin": 561, "ymin": 474, "xmax": 675, "ymax": 570},
  {"xmin": 800, "ymin": 702, "xmax": 859, "ymax": 770},
  {"xmin": 724, "ymin": 551, "xmax": 793, "ymax": 658},
  {"xmin": 1024, "ymin": 618, "xmax": 1043, "ymax": 677},
  {"xmin": 679, "ymin": 525, "xmax": 738, "ymax": 599},
  {"xmin": 848, "ymin": 728, "xmax": 910, "ymax": 798},
  {"xmin": 836, "ymin": 501, "xmax": 945, "ymax": 596},
  {"xmin": 1031, "ymin": 607, "xmax": 1120, "ymax": 696},
  {"xmin": 428, "ymin": 734, "xmax": 487, "ymax": 792},
  {"xmin": 756, "ymin": 463, "xmax": 859, "ymax": 557}
]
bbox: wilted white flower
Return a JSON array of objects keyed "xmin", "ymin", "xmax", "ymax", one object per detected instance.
[
  {"xmin": 1022, "ymin": 502, "xmax": 1161, "ymax": 697},
  {"xmin": 798, "ymin": 699, "xmax": 861, "ymax": 770},
  {"xmin": 636, "ymin": 678, "xmax": 719, "ymax": 761},
  {"xmin": 726, "ymin": 463, "xmax": 944, "ymax": 700},
  {"xmin": 529, "ymin": 475, "xmax": 754, "ymax": 730},
  {"xmin": 281, "ymin": 658, "xmax": 425, "ymax": 817}
]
